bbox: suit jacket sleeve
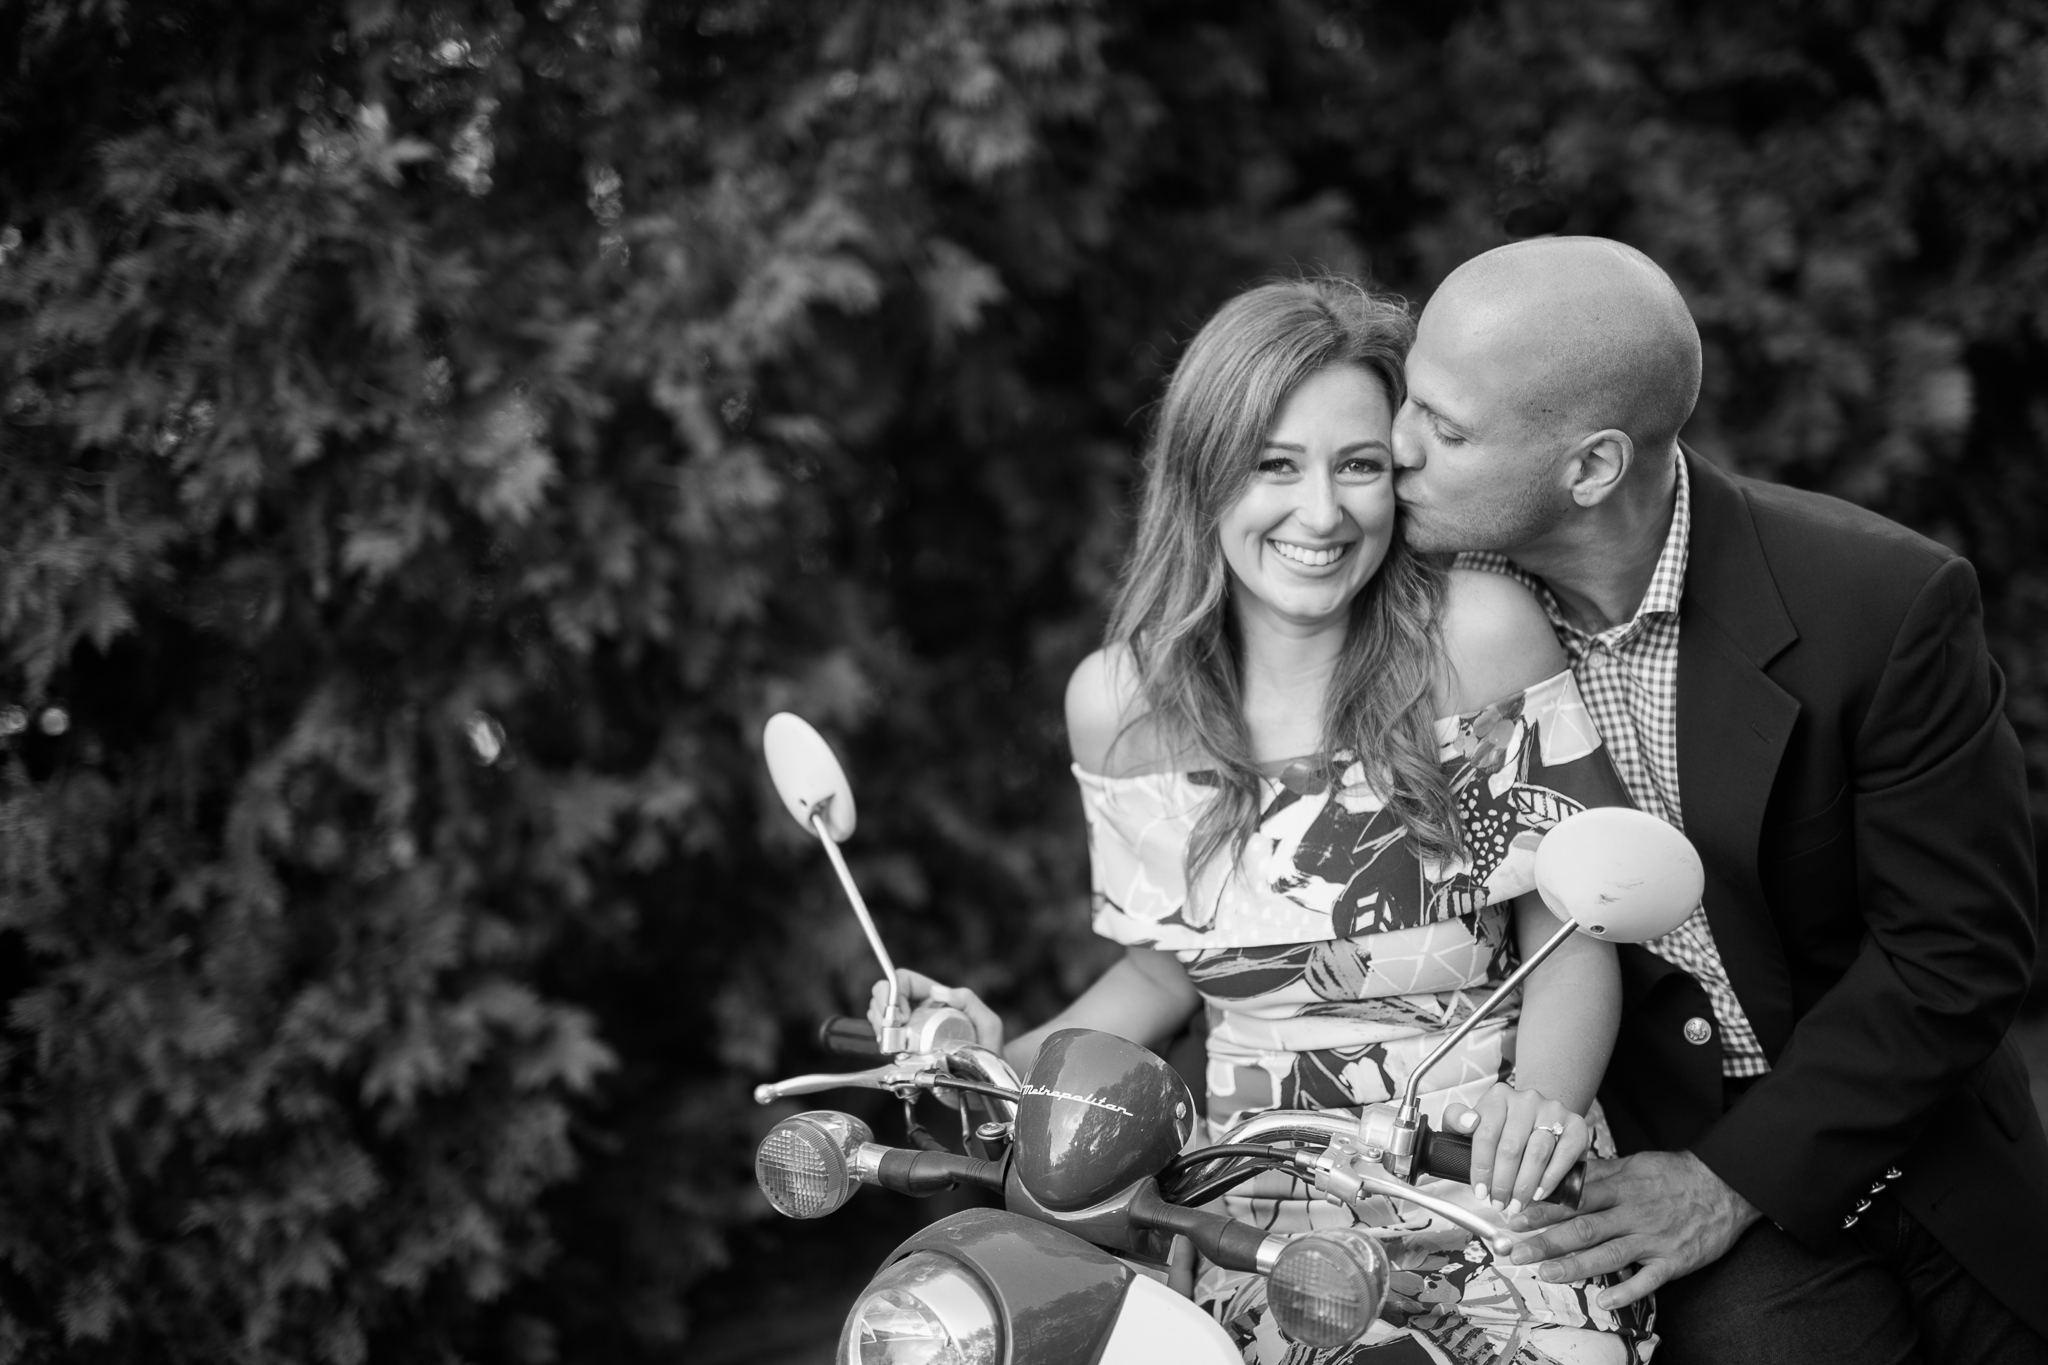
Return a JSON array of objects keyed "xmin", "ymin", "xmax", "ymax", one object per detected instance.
[{"xmin": 1690, "ymin": 555, "xmax": 2039, "ymax": 1243}]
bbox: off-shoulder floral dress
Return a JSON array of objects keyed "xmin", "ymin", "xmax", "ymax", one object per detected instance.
[{"xmin": 1078, "ymin": 671, "xmax": 1657, "ymax": 1364}]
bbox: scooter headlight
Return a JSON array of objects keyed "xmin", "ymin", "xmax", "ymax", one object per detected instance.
[
  {"xmin": 1267, "ymin": 1226, "xmax": 1390, "ymax": 1349},
  {"xmin": 755, "ymin": 1111, "xmax": 873, "ymax": 1219},
  {"xmin": 838, "ymin": 1251, "xmax": 1003, "ymax": 1365}
]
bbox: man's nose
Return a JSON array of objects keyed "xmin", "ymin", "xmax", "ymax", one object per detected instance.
[{"xmin": 1392, "ymin": 401, "xmax": 1425, "ymax": 469}]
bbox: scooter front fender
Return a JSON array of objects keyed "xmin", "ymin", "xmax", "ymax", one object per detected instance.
[{"xmin": 874, "ymin": 1208, "xmax": 1237, "ymax": 1365}]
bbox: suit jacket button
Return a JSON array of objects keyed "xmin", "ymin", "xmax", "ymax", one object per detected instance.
[{"xmin": 1683, "ymin": 1016, "xmax": 1713, "ymax": 1045}]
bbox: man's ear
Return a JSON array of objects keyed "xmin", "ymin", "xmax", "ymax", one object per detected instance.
[{"xmin": 1564, "ymin": 429, "xmax": 1633, "ymax": 508}]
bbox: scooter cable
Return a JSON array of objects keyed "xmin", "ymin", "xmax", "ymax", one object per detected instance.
[
  {"xmin": 924, "ymin": 1075, "xmax": 1023, "ymax": 1105},
  {"xmin": 901, "ymin": 1097, "xmax": 951, "ymax": 1153},
  {"xmin": 1160, "ymin": 1143, "xmax": 1305, "ymax": 1204},
  {"xmin": 1162, "ymin": 1142, "xmax": 1309, "ymax": 1180},
  {"xmin": 1166, "ymin": 1159, "xmax": 1305, "ymax": 1208}
]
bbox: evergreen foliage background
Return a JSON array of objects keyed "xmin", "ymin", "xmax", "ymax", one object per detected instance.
[{"xmin": 1, "ymin": 0, "xmax": 2043, "ymax": 1359}]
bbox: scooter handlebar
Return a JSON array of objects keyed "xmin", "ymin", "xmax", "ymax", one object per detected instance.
[
  {"xmin": 819, "ymin": 1015, "xmax": 883, "ymax": 1058},
  {"xmin": 1417, "ymin": 1123, "xmax": 1585, "ymax": 1210},
  {"xmin": 863, "ymin": 1145, "xmax": 1006, "ymax": 1197},
  {"xmin": 1127, "ymin": 1179, "xmax": 1285, "ymax": 1274}
]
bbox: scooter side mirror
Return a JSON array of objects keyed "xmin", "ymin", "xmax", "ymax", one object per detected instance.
[
  {"xmin": 1534, "ymin": 807, "xmax": 1704, "ymax": 943},
  {"xmin": 762, "ymin": 712, "xmax": 905, "ymax": 1046},
  {"xmin": 764, "ymin": 712, "xmax": 856, "ymax": 842}
]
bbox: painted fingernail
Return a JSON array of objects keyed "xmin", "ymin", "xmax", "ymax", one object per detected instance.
[
  {"xmin": 1505, "ymin": 1198, "xmax": 1524, "ymax": 1217},
  {"xmin": 1533, "ymin": 1183, "xmax": 1551, "ymax": 1202},
  {"xmin": 1473, "ymin": 1182, "xmax": 1488, "ymax": 1202}
]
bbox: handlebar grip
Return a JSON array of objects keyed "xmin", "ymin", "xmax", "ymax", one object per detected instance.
[
  {"xmin": 871, "ymin": 1148, "xmax": 1006, "ymax": 1197},
  {"xmin": 1417, "ymin": 1125, "xmax": 1585, "ymax": 1210},
  {"xmin": 1416, "ymin": 1124, "xmax": 1474, "ymax": 1183},
  {"xmin": 819, "ymin": 1016, "xmax": 883, "ymax": 1058}
]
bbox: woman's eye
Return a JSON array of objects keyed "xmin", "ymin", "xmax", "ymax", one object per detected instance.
[
  {"xmin": 1256, "ymin": 456, "xmax": 1296, "ymax": 474},
  {"xmin": 1340, "ymin": 457, "xmax": 1387, "ymax": 477}
]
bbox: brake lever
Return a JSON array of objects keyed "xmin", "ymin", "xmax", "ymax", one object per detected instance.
[
  {"xmin": 1295, "ymin": 1146, "xmax": 1519, "ymax": 1257},
  {"xmin": 753, "ymin": 1031, "xmax": 1026, "ymax": 1109},
  {"xmin": 752, "ymin": 1056, "xmax": 942, "ymax": 1105}
]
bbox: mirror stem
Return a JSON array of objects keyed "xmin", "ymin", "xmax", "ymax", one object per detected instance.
[
  {"xmin": 1384, "ymin": 917, "xmax": 1580, "ymax": 1175},
  {"xmin": 810, "ymin": 808, "xmax": 909, "ymax": 1053}
]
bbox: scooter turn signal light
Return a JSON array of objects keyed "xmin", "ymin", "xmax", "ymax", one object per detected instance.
[
  {"xmin": 1268, "ymin": 1227, "xmax": 1391, "ymax": 1349},
  {"xmin": 755, "ymin": 1111, "xmax": 872, "ymax": 1219}
]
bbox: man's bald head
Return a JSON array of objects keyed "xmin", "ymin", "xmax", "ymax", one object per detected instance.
[
  {"xmin": 1392, "ymin": 237, "xmax": 1702, "ymax": 557},
  {"xmin": 1427, "ymin": 237, "xmax": 1701, "ymax": 459}
]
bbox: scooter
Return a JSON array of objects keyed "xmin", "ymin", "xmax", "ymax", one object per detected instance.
[{"xmin": 749, "ymin": 713, "xmax": 1703, "ymax": 1363}]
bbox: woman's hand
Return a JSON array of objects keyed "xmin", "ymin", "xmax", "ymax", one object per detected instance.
[
  {"xmin": 1442, "ymin": 1083, "xmax": 1590, "ymax": 1213},
  {"xmin": 866, "ymin": 969, "xmax": 1006, "ymax": 1053}
]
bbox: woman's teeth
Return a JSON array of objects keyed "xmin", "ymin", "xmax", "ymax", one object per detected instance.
[{"xmin": 1270, "ymin": 540, "xmax": 1348, "ymax": 568}]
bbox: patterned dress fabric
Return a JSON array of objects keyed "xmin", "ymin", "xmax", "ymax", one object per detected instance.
[{"xmin": 1078, "ymin": 670, "xmax": 1657, "ymax": 1364}]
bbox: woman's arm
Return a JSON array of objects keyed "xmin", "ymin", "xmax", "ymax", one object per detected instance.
[
  {"xmin": 1456, "ymin": 896, "xmax": 1621, "ymax": 1209},
  {"xmin": 1432, "ymin": 566, "xmax": 1619, "ymax": 1206},
  {"xmin": 1508, "ymin": 894, "xmax": 1620, "ymax": 1115},
  {"xmin": 868, "ymin": 646, "xmax": 1202, "ymax": 1076},
  {"xmin": 1006, "ymin": 643, "xmax": 1202, "ymax": 1071}
]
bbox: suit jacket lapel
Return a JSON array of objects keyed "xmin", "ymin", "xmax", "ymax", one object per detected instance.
[{"xmin": 1678, "ymin": 450, "xmax": 1801, "ymax": 1058}]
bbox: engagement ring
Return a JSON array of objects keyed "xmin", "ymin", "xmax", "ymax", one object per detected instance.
[{"xmin": 1536, "ymin": 1121, "xmax": 1567, "ymax": 1138}]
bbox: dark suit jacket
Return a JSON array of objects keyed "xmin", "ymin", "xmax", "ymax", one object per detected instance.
[{"xmin": 1596, "ymin": 451, "xmax": 2048, "ymax": 1335}]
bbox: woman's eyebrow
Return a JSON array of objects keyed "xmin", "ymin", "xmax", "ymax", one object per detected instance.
[{"xmin": 1260, "ymin": 438, "xmax": 1392, "ymax": 454}]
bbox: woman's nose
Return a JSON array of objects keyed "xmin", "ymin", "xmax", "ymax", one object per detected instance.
[{"xmin": 1294, "ymin": 472, "xmax": 1344, "ymax": 534}]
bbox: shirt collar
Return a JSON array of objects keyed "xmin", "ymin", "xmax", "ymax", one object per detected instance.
[
  {"xmin": 1452, "ymin": 456, "xmax": 1691, "ymax": 647},
  {"xmin": 1553, "ymin": 454, "xmax": 1690, "ymax": 647},
  {"xmin": 1636, "ymin": 453, "xmax": 1691, "ymax": 623}
]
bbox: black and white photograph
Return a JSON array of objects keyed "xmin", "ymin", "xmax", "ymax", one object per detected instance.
[{"xmin": 2, "ymin": 1, "xmax": 2046, "ymax": 1361}]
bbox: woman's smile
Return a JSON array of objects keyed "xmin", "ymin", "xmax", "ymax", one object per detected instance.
[{"xmin": 1268, "ymin": 538, "xmax": 1355, "ymax": 570}]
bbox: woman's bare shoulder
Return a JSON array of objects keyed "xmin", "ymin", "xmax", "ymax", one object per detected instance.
[
  {"xmin": 1433, "ymin": 567, "xmax": 1568, "ymax": 715},
  {"xmin": 1065, "ymin": 645, "xmax": 1177, "ymax": 777}
]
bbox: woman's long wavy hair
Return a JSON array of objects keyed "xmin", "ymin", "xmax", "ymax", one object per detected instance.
[{"xmin": 1106, "ymin": 277, "xmax": 1456, "ymax": 892}]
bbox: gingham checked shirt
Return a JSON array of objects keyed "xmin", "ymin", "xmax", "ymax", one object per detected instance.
[{"xmin": 1462, "ymin": 457, "xmax": 1771, "ymax": 1078}]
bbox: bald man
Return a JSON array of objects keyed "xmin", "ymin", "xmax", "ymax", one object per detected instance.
[{"xmin": 1393, "ymin": 237, "xmax": 2047, "ymax": 1363}]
